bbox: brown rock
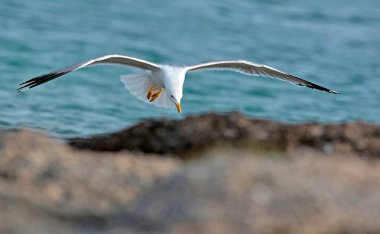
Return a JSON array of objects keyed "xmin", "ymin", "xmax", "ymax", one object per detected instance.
[
  {"xmin": 0, "ymin": 130, "xmax": 180, "ymax": 233},
  {"xmin": 69, "ymin": 112, "xmax": 380, "ymax": 158},
  {"xmin": 116, "ymin": 152, "xmax": 380, "ymax": 234},
  {"xmin": 2, "ymin": 113, "xmax": 380, "ymax": 233}
]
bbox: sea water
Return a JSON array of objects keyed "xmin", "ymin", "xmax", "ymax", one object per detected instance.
[{"xmin": 0, "ymin": 0, "xmax": 379, "ymax": 137}]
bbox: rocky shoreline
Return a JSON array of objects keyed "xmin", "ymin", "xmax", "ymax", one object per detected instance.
[
  {"xmin": 1, "ymin": 113, "xmax": 379, "ymax": 233},
  {"xmin": 70, "ymin": 112, "xmax": 380, "ymax": 158}
]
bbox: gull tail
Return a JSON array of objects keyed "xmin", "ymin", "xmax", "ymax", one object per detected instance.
[
  {"xmin": 120, "ymin": 73, "xmax": 175, "ymax": 109},
  {"xmin": 120, "ymin": 73, "xmax": 153, "ymax": 103}
]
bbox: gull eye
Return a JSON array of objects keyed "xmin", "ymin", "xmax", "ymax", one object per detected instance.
[{"xmin": 170, "ymin": 95, "xmax": 174, "ymax": 98}]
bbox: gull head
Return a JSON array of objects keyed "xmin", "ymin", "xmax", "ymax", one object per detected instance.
[
  {"xmin": 168, "ymin": 92, "xmax": 182, "ymax": 113},
  {"xmin": 160, "ymin": 65, "xmax": 187, "ymax": 114},
  {"xmin": 166, "ymin": 80, "xmax": 183, "ymax": 113}
]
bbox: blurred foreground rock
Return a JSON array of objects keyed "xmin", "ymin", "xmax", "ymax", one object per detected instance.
[
  {"xmin": 1, "ymin": 113, "xmax": 380, "ymax": 233},
  {"xmin": 69, "ymin": 112, "xmax": 380, "ymax": 158},
  {"xmin": 0, "ymin": 130, "xmax": 180, "ymax": 233},
  {"xmin": 117, "ymin": 152, "xmax": 380, "ymax": 234}
]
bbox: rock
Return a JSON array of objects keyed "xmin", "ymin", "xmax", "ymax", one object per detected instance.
[
  {"xmin": 113, "ymin": 152, "xmax": 380, "ymax": 234},
  {"xmin": 69, "ymin": 112, "xmax": 380, "ymax": 158},
  {"xmin": 1, "ymin": 113, "xmax": 380, "ymax": 233},
  {"xmin": 0, "ymin": 130, "xmax": 180, "ymax": 233}
]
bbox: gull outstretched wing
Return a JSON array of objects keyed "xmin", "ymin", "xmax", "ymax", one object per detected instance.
[
  {"xmin": 186, "ymin": 60, "xmax": 338, "ymax": 94},
  {"xmin": 18, "ymin": 54, "xmax": 160, "ymax": 91}
]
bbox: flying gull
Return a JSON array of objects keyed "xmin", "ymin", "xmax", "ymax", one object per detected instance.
[{"xmin": 18, "ymin": 54, "xmax": 338, "ymax": 113}]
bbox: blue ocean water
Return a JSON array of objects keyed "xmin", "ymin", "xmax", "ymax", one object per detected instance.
[{"xmin": 1, "ymin": 0, "xmax": 379, "ymax": 138}]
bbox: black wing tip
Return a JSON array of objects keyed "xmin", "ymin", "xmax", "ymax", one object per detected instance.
[
  {"xmin": 329, "ymin": 90, "xmax": 340, "ymax": 94},
  {"xmin": 18, "ymin": 71, "xmax": 69, "ymax": 91},
  {"xmin": 20, "ymin": 79, "xmax": 33, "ymax": 86},
  {"xmin": 312, "ymin": 85, "xmax": 340, "ymax": 95},
  {"xmin": 18, "ymin": 78, "xmax": 36, "ymax": 91},
  {"xmin": 289, "ymin": 75, "xmax": 339, "ymax": 95},
  {"xmin": 309, "ymin": 83, "xmax": 339, "ymax": 94}
]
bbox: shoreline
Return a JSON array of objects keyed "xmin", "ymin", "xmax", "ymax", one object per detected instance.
[{"xmin": 67, "ymin": 112, "xmax": 380, "ymax": 159}]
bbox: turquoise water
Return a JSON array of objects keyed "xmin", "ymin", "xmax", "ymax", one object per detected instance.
[{"xmin": 1, "ymin": 0, "xmax": 379, "ymax": 137}]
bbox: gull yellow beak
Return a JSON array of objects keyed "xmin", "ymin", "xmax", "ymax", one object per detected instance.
[{"xmin": 176, "ymin": 103, "xmax": 181, "ymax": 113}]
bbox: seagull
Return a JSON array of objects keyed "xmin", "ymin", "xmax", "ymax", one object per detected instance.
[{"xmin": 18, "ymin": 54, "xmax": 338, "ymax": 113}]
